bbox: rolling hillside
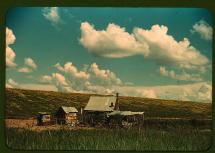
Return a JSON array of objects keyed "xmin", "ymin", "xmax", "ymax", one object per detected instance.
[{"xmin": 5, "ymin": 88, "xmax": 212, "ymax": 119}]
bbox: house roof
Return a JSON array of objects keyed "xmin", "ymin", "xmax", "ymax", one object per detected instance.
[
  {"xmin": 108, "ymin": 111, "xmax": 144, "ymax": 116},
  {"xmin": 84, "ymin": 96, "xmax": 117, "ymax": 112},
  {"xmin": 61, "ymin": 106, "xmax": 78, "ymax": 113}
]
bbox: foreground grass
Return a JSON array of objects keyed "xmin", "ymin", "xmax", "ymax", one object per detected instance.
[{"xmin": 6, "ymin": 127, "xmax": 211, "ymax": 151}]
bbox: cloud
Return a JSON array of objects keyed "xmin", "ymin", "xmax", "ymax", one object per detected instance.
[
  {"xmin": 6, "ymin": 27, "xmax": 16, "ymax": 46},
  {"xmin": 39, "ymin": 73, "xmax": 73, "ymax": 92},
  {"xmin": 62, "ymin": 62, "xmax": 89, "ymax": 80},
  {"xmin": 54, "ymin": 63, "xmax": 65, "ymax": 71},
  {"xmin": 40, "ymin": 75, "xmax": 53, "ymax": 84},
  {"xmin": 89, "ymin": 63, "xmax": 122, "ymax": 86},
  {"xmin": 17, "ymin": 83, "xmax": 57, "ymax": 92},
  {"xmin": 80, "ymin": 22, "xmax": 149, "ymax": 58},
  {"xmin": 50, "ymin": 62, "xmax": 123, "ymax": 93},
  {"xmin": 6, "ymin": 78, "xmax": 19, "ymax": 88},
  {"xmin": 80, "ymin": 22, "xmax": 209, "ymax": 69},
  {"xmin": 6, "ymin": 47, "xmax": 16, "ymax": 68},
  {"xmin": 114, "ymin": 82, "xmax": 212, "ymax": 102},
  {"xmin": 197, "ymin": 83, "xmax": 212, "ymax": 102},
  {"xmin": 18, "ymin": 58, "xmax": 37, "ymax": 73},
  {"xmin": 87, "ymin": 85, "xmax": 116, "ymax": 95},
  {"xmin": 6, "ymin": 27, "xmax": 16, "ymax": 68},
  {"xmin": 43, "ymin": 7, "xmax": 61, "ymax": 26},
  {"xmin": 38, "ymin": 61, "xmax": 210, "ymax": 102},
  {"xmin": 159, "ymin": 66, "xmax": 203, "ymax": 82},
  {"xmin": 51, "ymin": 73, "xmax": 73, "ymax": 92},
  {"xmin": 18, "ymin": 67, "xmax": 32, "ymax": 73},
  {"xmin": 114, "ymin": 87, "xmax": 157, "ymax": 99},
  {"xmin": 54, "ymin": 62, "xmax": 122, "ymax": 92},
  {"xmin": 136, "ymin": 89, "xmax": 157, "ymax": 98},
  {"xmin": 52, "ymin": 73, "xmax": 68, "ymax": 86},
  {"xmin": 191, "ymin": 20, "xmax": 212, "ymax": 41},
  {"xmin": 54, "ymin": 62, "xmax": 90, "ymax": 91},
  {"xmin": 24, "ymin": 58, "xmax": 37, "ymax": 69}
]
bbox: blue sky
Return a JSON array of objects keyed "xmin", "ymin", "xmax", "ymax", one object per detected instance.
[{"xmin": 6, "ymin": 7, "xmax": 212, "ymax": 102}]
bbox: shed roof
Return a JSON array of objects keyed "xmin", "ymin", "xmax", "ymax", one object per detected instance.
[
  {"xmin": 38, "ymin": 112, "xmax": 51, "ymax": 115},
  {"xmin": 108, "ymin": 111, "xmax": 144, "ymax": 116},
  {"xmin": 61, "ymin": 106, "xmax": 78, "ymax": 113},
  {"xmin": 84, "ymin": 96, "xmax": 117, "ymax": 112}
]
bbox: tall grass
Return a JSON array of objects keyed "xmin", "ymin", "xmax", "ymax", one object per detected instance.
[{"xmin": 6, "ymin": 127, "xmax": 211, "ymax": 151}]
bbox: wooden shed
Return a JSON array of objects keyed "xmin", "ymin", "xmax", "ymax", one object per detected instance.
[
  {"xmin": 83, "ymin": 93, "xmax": 120, "ymax": 126},
  {"xmin": 107, "ymin": 111, "xmax": 144, "ymax": 128},
  {"xmin": 37, "ymin": 112, "xmax": 51, "ymax": 126},
  {"xmin": 55, "ymin": 106, "xmax": 78, "ymax": 125}
]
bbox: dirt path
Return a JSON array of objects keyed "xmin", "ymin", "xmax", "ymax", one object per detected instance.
[{"xmin": 5, "ymin": 119, "xmax": 96, "ymax": 132}]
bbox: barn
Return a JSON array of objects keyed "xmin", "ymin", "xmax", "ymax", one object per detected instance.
[
  {"xmin": 55, "ymin": 106, "xmax": 78, "ymax": 125},
  {"xmin": 83, "ymin": 93, "xmax": 120, "ymax": 126},
  {"xmin": 37, "ymin": 112, "xmax": 51, "ymax": 126}
]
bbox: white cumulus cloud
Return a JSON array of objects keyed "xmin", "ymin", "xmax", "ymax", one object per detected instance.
[
  {"xmin": 24, "ymin": 58, "xmax": 37, "ymax": 69},
  {"xmin": 89, "ymin": 63, "xmax": 122, "ymax": 87},
  {"xmin": 43, "ymin": 62, "xmax": 123, "ymax": 93},
  {"xmin": 18, "ymin": 57, "xmax": 37, "ymax": 73},
  {"xmin": 6, "ymin": 27, "xmax": 16, "ymax": 46},
  {"xmin": 6, "ymin": 78, "xmax": 19, "ymax": 88},
  {"xmin": 159, "ymin": 66, "xmax": 203, "ymax": 82},
  {"xmin": 51, "ymin": 73, "xmax": 73, "ymax": 92},
  {"xmin": 197, "ymin": 83, "xmax": 212, "ymax": 102},
  {"xmin": 136, "ymin": 89, "xmax": 157, "ymax": 98},
  {"xmin": 191, "ymin": 20, "xmax": 212, "ymax": 41},
  {"xmin": 54, "ymin": 62, "xmax": 90, "ymax": 91},
  {"xmin": 40, "ymin": 75, "xmax": 53, "ymax": 84},
  {"xmin": 80, "ymin": 22, "xmax": 149, "ymax": 58},
  {"xmin": 113, "ymin": 82, "xmax": 212, "ymax": 102},
  {"xmin": 39, "ymin": 73, "xmax": 71, "ymax": 92},
  {"xmin": 80, "ymin": 22, "xmax": 209, "ymax": 69},
  {"xmin": 6, "ymin": 27, "xmax": 17, "ymax": 68},
  {"xmin": 18, "ymin": 67, "xmax": 32, "ymax": 73}
]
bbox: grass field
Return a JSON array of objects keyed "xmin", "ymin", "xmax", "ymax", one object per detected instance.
[
  {"xmin": 5, "ymin": 88, "xmax": 212, "ymax": 119},
  {"xmin": 5, "ymin": 88, "xmax": 212, "ymax": 151},
  {"xmin": 6, "ymin": 127, "xmax": 211, "ymax": 150}
]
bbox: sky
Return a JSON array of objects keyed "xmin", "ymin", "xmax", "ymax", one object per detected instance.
[{"xmin": 6, "ymin": 7, "xmax": 212, "ymax": 102}]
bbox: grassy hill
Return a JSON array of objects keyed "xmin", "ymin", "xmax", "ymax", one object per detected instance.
[{"xmin": 5, "ymin": 88, "xmax": 212, "ymax": 119}]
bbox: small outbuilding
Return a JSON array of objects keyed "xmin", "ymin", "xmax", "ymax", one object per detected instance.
[
  {"xmin": 37, "ymin": 112, "xmax": 51, "ymax": 126},
  {"xmin": 55, "ymin": 106, "xmax": 78, "ymax": 125},
  {"xmin": 107, "ymin": 111, "xmax": 144, "ymax": 128}
]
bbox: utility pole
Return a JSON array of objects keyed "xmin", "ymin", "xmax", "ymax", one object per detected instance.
[{"xmin": 177, "ymin": 80, "xmax": 180, "ymax": 101}]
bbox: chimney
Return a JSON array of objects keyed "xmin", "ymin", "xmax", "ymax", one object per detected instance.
[{"xmin": 115, "ymin": 93, "xmax": 119, "ymax": 110}]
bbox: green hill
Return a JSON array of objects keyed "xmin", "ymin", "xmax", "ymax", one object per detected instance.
[{"xmin": 5, "ymin": 88, "xmax": 212, "ymax": 119}]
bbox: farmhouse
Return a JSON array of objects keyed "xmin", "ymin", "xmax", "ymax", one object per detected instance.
[
  {"xmin": 55, "ymin": 106, "xmax": 78, "ymax": 125},
  {"xmin": 37, "ymin": 112, "xmax": 51, "ymax": 126},
  {"xmin": 83, "ymin": 93, "xmax": 120, "ymax": 126}
]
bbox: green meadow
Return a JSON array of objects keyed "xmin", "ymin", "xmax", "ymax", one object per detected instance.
[
  {"xmin": 5, "ymin": 88, "xmax": 212, "ymax": 151},
  {"xmin": 6, "ymin": 127, "xmax": 211, "ymax": 150}
]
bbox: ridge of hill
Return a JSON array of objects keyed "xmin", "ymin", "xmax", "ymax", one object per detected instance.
[{"xmin": 5, "ymin": 88, "xmax": 212, "ymax": 119}]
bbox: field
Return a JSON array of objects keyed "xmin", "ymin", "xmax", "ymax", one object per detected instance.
[
  {"xmin": 5, "ymin": 126, "xmax": 211, "ymax": 150},
  {"xmin": 5, "ymin": 88, "xmax": 212, "ymax": 151},
  {"xmin": 5, "ymin": 88, "xmax": 212, "ymax": 119}
]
